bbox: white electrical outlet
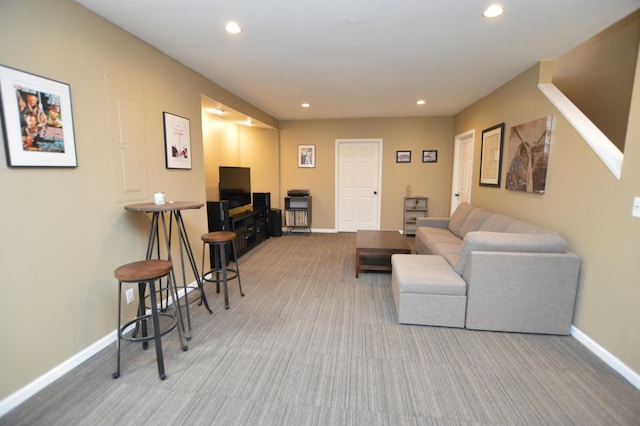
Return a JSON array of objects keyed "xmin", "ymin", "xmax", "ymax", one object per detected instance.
[
  {"xmin": 125, "ymin": 288, "xmax": 135, "ymax": 304},
  {"xmin": 633, "ymin": 197, "xmax": 640, "ymax": 218}
]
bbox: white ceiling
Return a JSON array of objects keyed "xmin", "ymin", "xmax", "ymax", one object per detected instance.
[{"xmin": 76, "ymin": 0, "xmax": 640, "ymax": 122}]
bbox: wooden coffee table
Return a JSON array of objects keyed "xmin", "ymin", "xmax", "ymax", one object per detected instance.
[{"xmin": 355, "ymin": 230, "xmax": 411, "ymax": 278}]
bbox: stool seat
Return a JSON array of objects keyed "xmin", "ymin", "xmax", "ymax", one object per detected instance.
[
  {"xmin": 201, "ymin": 231, "xmax": 244, "ymax": 309},
  {"xmin": 201, "ymin": 231, "xmax": 236, "ymax": 244},
  {"xmin": 114, "ymin": 259, "xmax": 172, "ymax": 282}
]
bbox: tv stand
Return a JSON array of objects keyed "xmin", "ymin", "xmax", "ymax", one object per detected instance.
[
  {"xmin": 229, "ymin": 207, "xmax": 268, "ymax": 258},
  {"xmin": 206, "ymin": 201, "xmax": 268, "ymax": 260}
]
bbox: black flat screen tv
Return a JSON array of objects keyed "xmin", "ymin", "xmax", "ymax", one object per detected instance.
[{"xmin": 219, "ymin": 166, "xmax": 251, "ymax": 209}]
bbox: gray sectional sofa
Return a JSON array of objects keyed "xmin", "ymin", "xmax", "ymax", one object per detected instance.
[{"xmin": 391, "ymin": 202, "xmax": 581, "ymax": 335}]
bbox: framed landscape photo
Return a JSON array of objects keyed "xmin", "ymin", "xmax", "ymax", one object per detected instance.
[
  {"xmin": 163, "ymin": 112, "xmax": 191, "ymax": 169},
  {"xmin": 298, "ymin": 144, "xmax": 315, "ymax": 168},
  {"xmin": 396, "ymin": 150, "xmax": 411, "ymax": 163},
  {"xmin": 0, "ymin": 65, "xmax": 77, "ymax": 167},
  {"xmin": 479, "ymin": 123, "xmax": 505, "ymax": 187},
  {"xmin": 422, "ymin": 150, "xmax": 437, "ymax": 163}
]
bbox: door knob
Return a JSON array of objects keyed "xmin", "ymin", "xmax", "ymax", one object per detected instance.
[{"xmin": 374, "ymin": 191, "xmax": 378, "ymax": 195}]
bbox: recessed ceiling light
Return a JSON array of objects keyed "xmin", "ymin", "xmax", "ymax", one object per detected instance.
[
  {"xmin": 225, "ymin": 22, "xmax": 242, "ymax": 34},
  {"xmin": 416, "ymin": 99, "xmax": 426, "ymax": 105},
  {"xmin": 209, "ymin": 108, "xmax": 225, "ymax": 115},
  {"xmin": 301, "ymin": 103, "xmax": 310, "ymax": 108},
  {"xmin": 483, "ymin": 5, "xmax": 504, "ymax": 18}
]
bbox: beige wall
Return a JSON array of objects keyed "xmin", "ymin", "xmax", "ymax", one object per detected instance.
[
  {"xmin": 454, "ymin": 62, "xmax": 640, "ymax": 374},
  {"xmin": 279, "ymin": 118, "xmax": 454, "ymax": 230},
  {"xmin": 553, "ymin": 10, "xmax": 640, "ymax": 152},
  {"xmin": 201, "ymin": 113, "xmax": 280, "ymax": 204},
  {"xmin": 0, "ymin": 0, "xmax": 276, "ymax": 401}
]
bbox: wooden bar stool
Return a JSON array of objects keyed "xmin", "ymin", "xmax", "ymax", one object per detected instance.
[
  {"xmin": 113, "ymin": 259, "xmax": 187, "ymax": 380},
  {"xmin": 201, "ymin": 231, "xmax": 244, "ymax": 309}
]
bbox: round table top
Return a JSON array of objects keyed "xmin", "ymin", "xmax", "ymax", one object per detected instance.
[{"xmin": 124, "ymin": 201, "xmax": 204, "ymax": 212}]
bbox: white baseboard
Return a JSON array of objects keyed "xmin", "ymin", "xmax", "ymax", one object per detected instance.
[
  {"xmin": 2, "ymin": 305, "xmax": 637, "ymax": 417},
  {"xmin": 0, "ymin": 283, "xmax": 196, "ymax": 418},
  {"xmin": 571, "ymin": 325, "xmax": 640, "ymax": 389},
  {"xmin": 0, "ymin": 330, "xmax": 115, "ymax": 417}
]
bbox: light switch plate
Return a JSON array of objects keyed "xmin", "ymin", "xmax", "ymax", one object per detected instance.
[{"xmin": 632, "ymin": 197, "xmax": 640, "ymax": 218}]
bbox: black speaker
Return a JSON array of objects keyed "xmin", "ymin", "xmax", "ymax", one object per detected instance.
[
  {"xmin": 253, "ymin": 192, "xmax": 271, "ymax": 238},
  {"xmin": 270, "ymin": 208, "xmax": 283, "ymax": 237},
  {"xmin": 207, "ymin": 201, "xmax": 231, "ymax": 232},
  {"xmin": 252, "ymin": 192, "xmax": 271, "ymax": 210}
]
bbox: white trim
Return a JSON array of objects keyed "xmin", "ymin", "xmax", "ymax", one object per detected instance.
[
  {"xmin": 451, "ymin": 129, "xmax": 475, "ymax": 214},
  {"xmin": 0, "ymin": 283, "xmax": 197, "ymax": 417},
  {"xmin": 0, "ymin": 330, "xmax": 115, "ymax": 417},
  {"xmin": 571, "ymin": 325, "xmax": 640, "ymax": 389},
  {"xmin": 2, "ymin": 295, "xmax": 637, "ymax": 417},
  {"xmin": 537, "ymin": 83, "xmax": 623, "ymax": 180}
]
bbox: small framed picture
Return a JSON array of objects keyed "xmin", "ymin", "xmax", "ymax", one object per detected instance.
[
  {"xmin": 422, "ymin": 150, "xmax": 437, "ymax": 163},
  {"xmin": 163, "ymin": 112, "xmax": 191, "ymax": 169},
  {"xmin": 298, "ymin": 144, "xmax": 315, "ymax": 168},
  {"xmin": 396, "ymin": 150, "xmax": 411, "ymax": 163},
  {"xmin": 0, "ymin": 65, "xmax": 77, "ymax": 167}
]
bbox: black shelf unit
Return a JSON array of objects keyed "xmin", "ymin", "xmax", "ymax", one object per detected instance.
[{"xmin": 284, "ymin": 195, "xmax": 312, "ymax": 234}]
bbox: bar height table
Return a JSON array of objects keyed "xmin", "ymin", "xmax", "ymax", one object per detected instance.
[{"xmin": 124, "ymin": 201, "xmax": 211, "ymax": 341}]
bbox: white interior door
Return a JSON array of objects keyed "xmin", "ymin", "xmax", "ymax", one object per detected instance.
[
  {"xmin": 451, "ymin": 130, "xmax": 474, "ymax": 213},
  {"xmin": 336, "ymin": 139, "xmax": 382, "ymax": 231}
]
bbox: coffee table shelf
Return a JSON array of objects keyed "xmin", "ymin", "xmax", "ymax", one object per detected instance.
[{"xmin": 355, "ymin": 230, "xmax": 411, "ymax": 278}]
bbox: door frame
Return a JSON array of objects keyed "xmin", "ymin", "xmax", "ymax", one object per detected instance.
[
  {"xmin": 451, "ymin": 129, "xmax": 475, "ymax": 214},
  {"xmin": 335, "ymin": 138, "xmax": 383, "ymax": 231}
]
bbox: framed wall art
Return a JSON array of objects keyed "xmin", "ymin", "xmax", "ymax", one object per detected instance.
[
  {"xmin": 422, "ymin": 150, "xmax": 437, "ymax": 163},
  {"xmin": 396, "ymin": 150, "xmax": 411, "ymax": 163},
  {"xmin": 298, "ymin": 144, "xmax": 315, "ymax": 168},
  {"xmin": 0, "ymin": 65, "xmax": 77, "ymax": 167},
  {"xmin": 505, "ymin": 116, "xmax": 553, "ymax": 193},
  {"xmin": 479, "ymin": 123, "xmax": 505, "ymax": 187},
  {"xmin": 163, "ymin": 112, "xmax": 191, "ymax": 169}
]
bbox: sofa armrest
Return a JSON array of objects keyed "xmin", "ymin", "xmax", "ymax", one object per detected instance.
[
  {"xmin": 416, "ymin": 217, "xmax": 449, "ymax": 229},
  {"xmin": 463, "ymin": 251, "xmax": 581, "ymax": 335}
]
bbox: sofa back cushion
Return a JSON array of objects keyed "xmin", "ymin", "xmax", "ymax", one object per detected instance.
[
  {"xmin": 453, "ymin": 231, "xmax": 568, "ymax": 275},
  {"xmin": 506, "ymin": 220, "xmax": 556, "ymax": 234},
  {"xmin": 448, "ymin": 202, "xmax": 475, "ymax": 237},
  {"xmin": 478, "ymin": 213, "xmax": 516, "ymax": 232},
  {"xmin": 458, "ymin": 208, "xmax": 492, "ymax": 238}
]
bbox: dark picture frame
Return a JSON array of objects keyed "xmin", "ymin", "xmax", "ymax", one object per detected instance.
[
  {"xmin": 396, "ymin": 150, "xmax": 411, "ymax": 163},
  {"xmin": 479, "ymin": 123, "xmax": 505, "ymax": 187},
  {"xmin": 0, "ymin": 64, "xmax": 77, "ymax": 167},
  {"xmin": 422, "ymin": 150, "xmax": 437, "ymax": 163},
  {"xmin": 163, "ymin": 112, "xmax": 191, "ymax": 169}
]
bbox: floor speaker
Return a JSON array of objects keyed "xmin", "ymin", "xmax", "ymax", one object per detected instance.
[{"xmin": 270, "ymin": 208, "xmax": 283, "ymax": 237}]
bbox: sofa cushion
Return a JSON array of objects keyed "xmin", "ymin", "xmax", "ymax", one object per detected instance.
[
  {"xmin": 392, "ymin": 255, "xmax": 466, "ymax": 296},
  {"xmin": 506, "ymin": 220, "xmax": 556, "ymax": 234},
  {"xmin": 454, "ymin": 231, "xmax": 568, "ymax": 275},
  {"xmin": 448, "ymin": 202, "xmax": 474, "ymax": 237},
  {"xmin": 414, "ymin": 227, "xmax": 463, "ymax": 266},
  {"xmin": 478, "ymin": 213, "xmax": 516, "ymax": 232},
  {"xmin": 459, "ymin": 208, "xmax": 492, "ymax": 238}
]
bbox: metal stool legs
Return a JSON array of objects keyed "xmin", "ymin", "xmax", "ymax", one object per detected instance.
[
  {"xmin": 113, "ymin": 260, "xmax": 187, "ymax": 380},
  {"xmin": 201, "ymin": 232, "xmax": 244, "ymax": 309}
]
